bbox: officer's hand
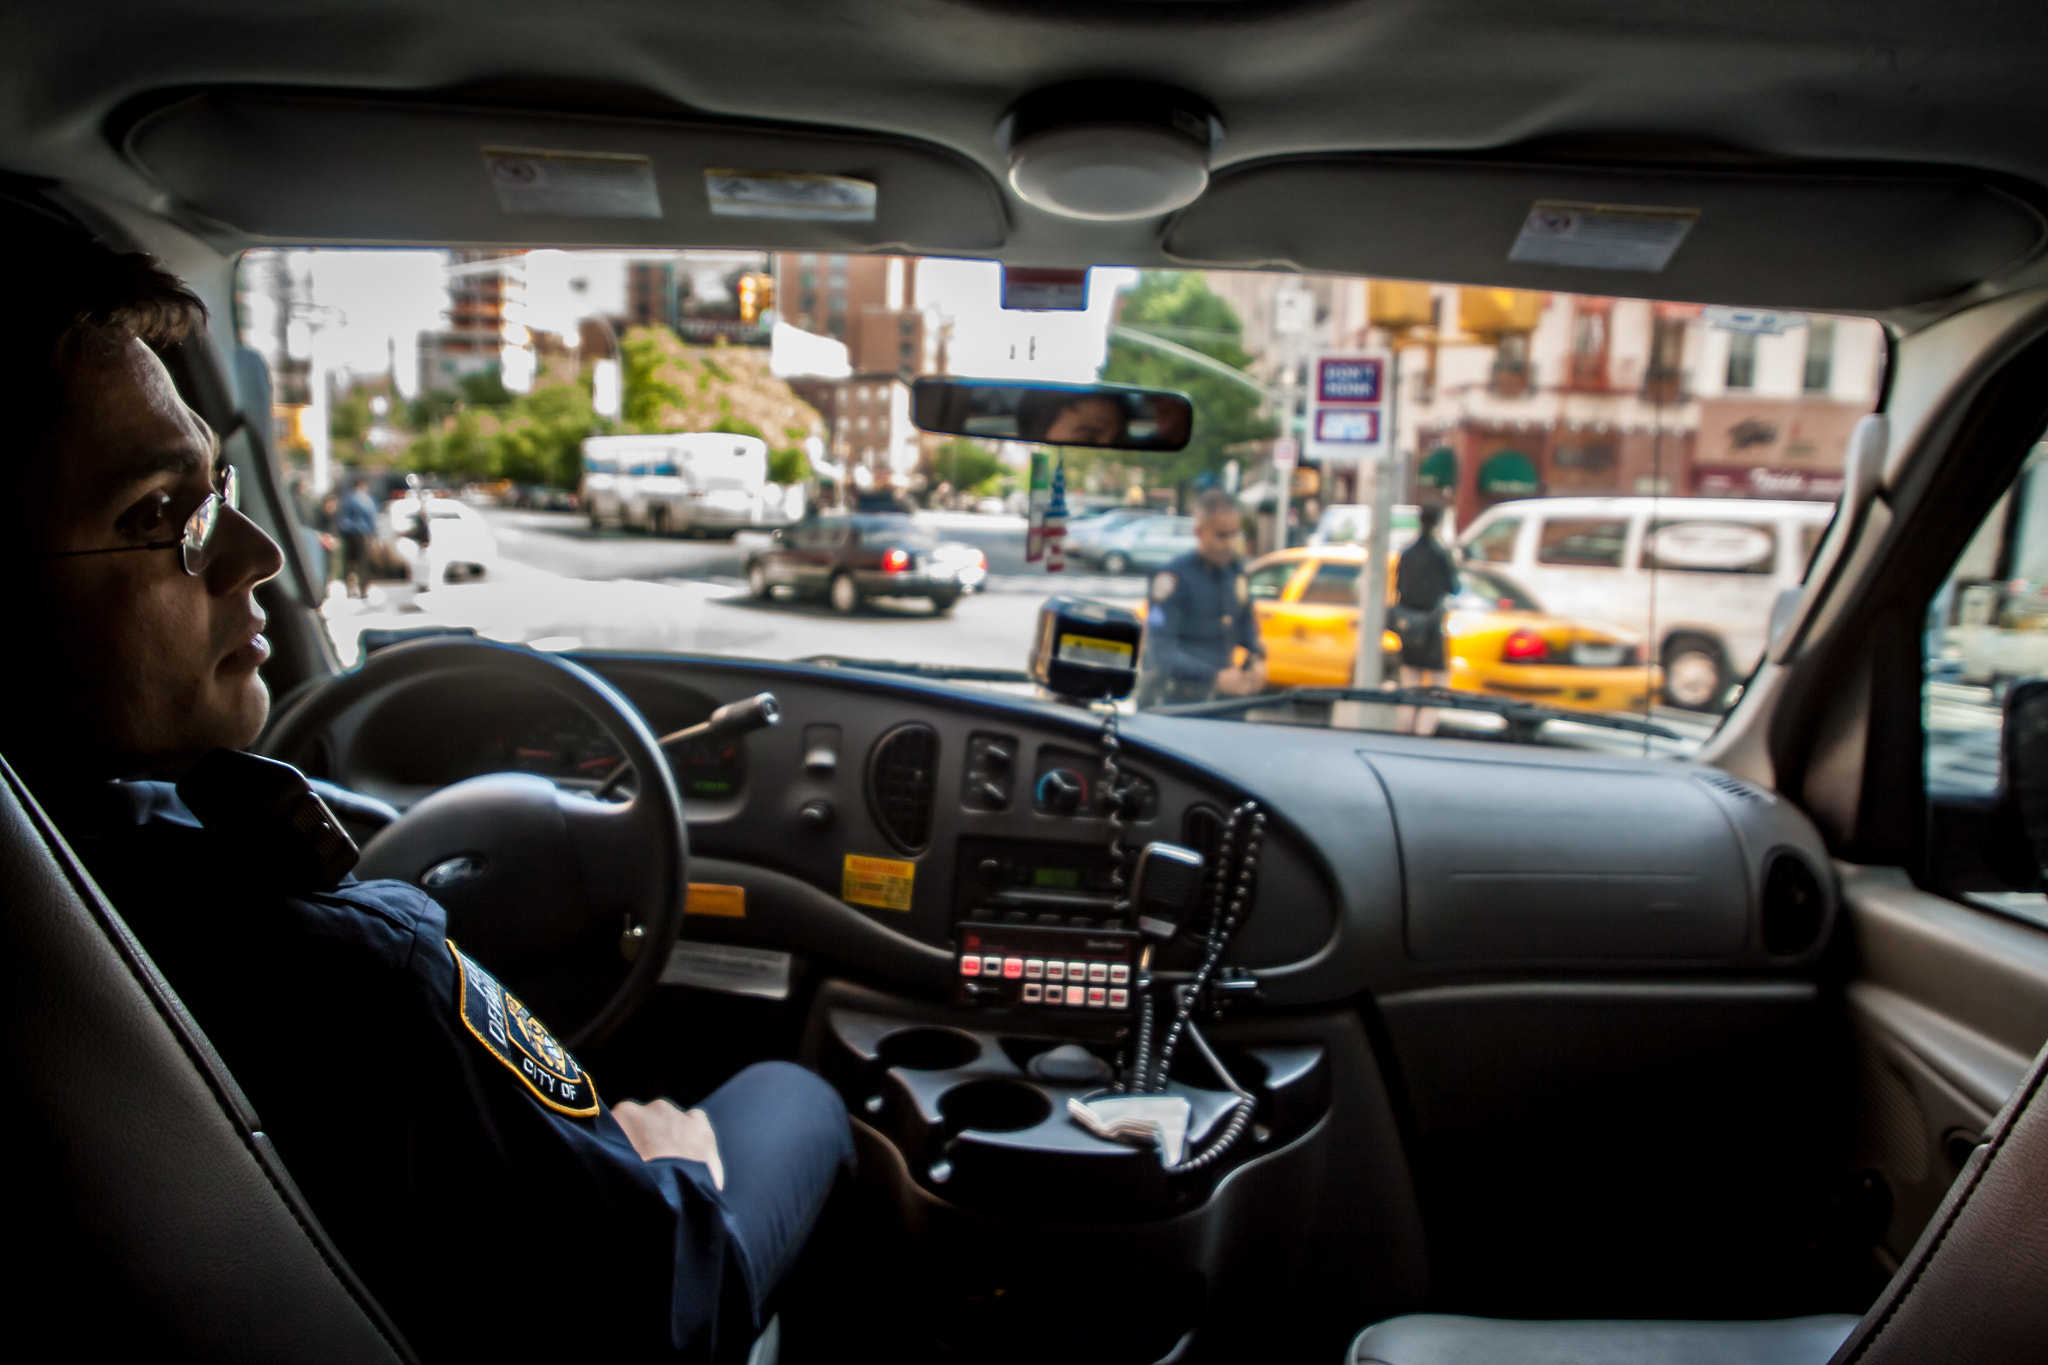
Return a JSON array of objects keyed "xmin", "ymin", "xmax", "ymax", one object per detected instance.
[
  {"xmin": 612, "ymin": 1098, "xmax": 725, "ymax": 1189},
  {"xmin": 1214, "ymin": 665, "xmax": 1256, "ymax": 697},
  {"xmin": 1243, "ymin": 657, "xmax": 1268, "ymax": 692}
]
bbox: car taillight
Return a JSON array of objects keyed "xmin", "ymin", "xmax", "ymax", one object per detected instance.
[
  {"xmin": 1502, "ymin": 628, "xmax": 1550, "ymax": 663},
  {"xmin": 882, "ymin": 547, "xmax": 910, "ymax": 572}
]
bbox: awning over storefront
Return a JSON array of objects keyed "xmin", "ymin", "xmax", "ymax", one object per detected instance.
[
  {"xmin": 1478, "ymin": 449, "xmax": 1540, "ymax": 498},
  {"xmin": 1418, "ymin": 445, "xmax": 1458, "ymax": 492}
]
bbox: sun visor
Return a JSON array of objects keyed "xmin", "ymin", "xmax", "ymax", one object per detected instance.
[
  {"xmin": 123, "ymin": 91, "xmax": 1007, "ymax": 251},
  {"xmin": 1165, "ymin": 155, "xmax": 2046, "ymax": 312}
]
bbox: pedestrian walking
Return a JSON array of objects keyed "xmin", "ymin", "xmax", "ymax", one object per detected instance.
[
  {"xmin": 1390, "ymin": 503, "xmax": 1461, "ymax": 735},
  {"xmin": 335, "ymin": 475, "xmax": 378, "ymax": 598}
]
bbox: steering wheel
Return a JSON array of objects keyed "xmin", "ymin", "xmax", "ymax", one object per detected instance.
[{"xmin": 260, "ymin": 638, "xmax": 687, "ymax": 1049}]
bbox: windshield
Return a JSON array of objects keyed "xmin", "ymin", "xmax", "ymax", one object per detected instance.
[{"xmin": 241, "ymin": 250, "xmax": 1879, "ymax": 756}]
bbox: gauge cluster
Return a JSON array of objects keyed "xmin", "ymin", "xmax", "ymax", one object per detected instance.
[{"xmin": 338, "ymin": 676, "xmax": 744, "ymax": 806}]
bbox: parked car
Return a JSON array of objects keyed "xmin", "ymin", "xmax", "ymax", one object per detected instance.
[
  {"xmin": 1086, "ymin": 515, "xmax": 1198, "ymax": 574},
  {"xmin": 744, "ymin": 513, "xmax": 974, "ymax": 613},
  {"xmin": 1246, "ymin": 545, "xmax": 1661, "ymax": 713},
  {"xmin": 1458, "ymin": 496, "xmax": 1835, "ymax": 710},
  {"xmin": 1064, "ymin": 505, "xmax": 1167, "ymax": 560},
  {"xmin": 1307, "ymin": 503, "xmax": 1449, "ymax": 550}
]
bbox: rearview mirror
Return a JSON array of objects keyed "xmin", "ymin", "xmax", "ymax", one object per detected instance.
[{"xmin": 911, "ymin": 378, "xmax": 1192, "ymax": 451}]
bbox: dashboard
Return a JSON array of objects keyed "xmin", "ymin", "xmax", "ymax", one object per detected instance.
[{"xmin": 290, "ymin": 650, "xmax": 1838, "ymax": 1006}]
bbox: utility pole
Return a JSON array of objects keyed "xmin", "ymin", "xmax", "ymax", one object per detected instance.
[{"xmin": 1353, "ymin": 344, "xmax": 1402, "ymax": 695}]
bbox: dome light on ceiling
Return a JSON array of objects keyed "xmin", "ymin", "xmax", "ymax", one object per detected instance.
[{"xmin": 1001, "ymin": 82, "xmax": 1220, "ymax": 222}]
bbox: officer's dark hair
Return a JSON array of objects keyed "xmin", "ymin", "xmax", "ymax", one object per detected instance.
[
  {"xmin": 6, "ymin": 225, "xmax": 207, "ymax": 466},
  {"xmin": 1194, "ymin": 488, "xmax": 1239, "ymax": 519},
  {"xmin": 1418, "ymin": 503, "xmax": 1445, "ymax": 535}
]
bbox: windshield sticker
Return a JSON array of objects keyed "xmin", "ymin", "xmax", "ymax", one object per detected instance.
[
  {"xmin": 482, "ymin": 147, "xmax": 662, "ymax": 220},
  {"xmin": 449, "ymin": 941, "xmax": 599, "ymax": 1117},
  {"xmin": 704, "ymin": 169, "xmax": 877, "ymax": 222},
  {"xmin": 1508, "ymin": 201, "xmax": 1699, "ymax": 273},
  {"xmin": 843, "ymin": 853, "xmax": 915, "ymax": 911},
  {"xmin": 684, "ymin": 882, "xmax": 747, "ymax": 919},
  {"xmin": 661, "ymin": 942, "xmax": 793, "ymax": 1000}
]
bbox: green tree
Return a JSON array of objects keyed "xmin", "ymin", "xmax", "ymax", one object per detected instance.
[
  {"xmin": 932, "ymin": 437, "xmax": 1005, "ymax": 495},
  {"xmin": 620, "ymin": 331, "xmax": 686, "ymax": 431},
  {"xmin": 1100, "ymin": 272, "xmax": 1276, "ymax": 490}
]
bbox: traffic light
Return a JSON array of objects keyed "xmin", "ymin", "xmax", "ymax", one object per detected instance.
[{"xmin": 737, "ymin": 272, "xmax": 775, "ymax": 322}]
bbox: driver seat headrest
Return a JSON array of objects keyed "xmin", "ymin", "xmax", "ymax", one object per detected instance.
[{"xmin": 0, "ymin": 752, "xmax": 414, "ymax": 1362}]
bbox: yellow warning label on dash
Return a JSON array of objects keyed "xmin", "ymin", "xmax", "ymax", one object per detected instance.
[
  {"xmin": 684, "ymin": 883, "xmax": 747, "ymax": 919},
  {"xmin": 842, "ymin": 854, "xmax": 915, "ymax": 911}
]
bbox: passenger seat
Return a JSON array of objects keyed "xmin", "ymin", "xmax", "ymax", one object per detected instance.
[{"xmin": 1349, "ymin": 1035, "xmax": 2048, "ymax": 1364}]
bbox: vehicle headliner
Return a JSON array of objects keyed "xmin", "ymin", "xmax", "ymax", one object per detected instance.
[{"xmin": 7, "ymin": 1, "xmax": 2048, "ymax": 326}]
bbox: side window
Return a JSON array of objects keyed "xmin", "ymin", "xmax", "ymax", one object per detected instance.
[
  {"xmin": 1466, "ymin": 517, "xmax": 1521, "ymax": 563},
  {"xmin": 1642, "ymin": 520, "xmax": 1777, "ymax": 575},
  {"xmin": 1928, "ymin": 446, "xmax": 2048, "ymax": 801},
  {"xmin": 1926, "ymin": 442, "xmax": 2048, "ymax": 919},
  {"xmin": 1247, "ymin": 563, "xmax": 1296, "ymax": 601},
  {"xmin": 1536, "ymin": 518, "xmax": 1629, "ymax": 568},
  {"xmin": 1300, "ymin": 562, "xmax": 1362, "ymax": 605}
]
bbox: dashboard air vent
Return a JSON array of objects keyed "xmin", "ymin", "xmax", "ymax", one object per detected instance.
[
  {"xmin": 1761, "ymin": 850, "xmax": 1827, "ymax": 956},
  {"xmin": 1695, "ymin": 770, "xmax": 1773, "ymax": 805},
  {"xmin": 867, "ymin": 724, "xmax": 939, "ymax": 854}
]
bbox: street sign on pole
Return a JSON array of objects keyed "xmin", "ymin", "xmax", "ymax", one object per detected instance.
[
  {"xmin": 1306, "ymin": 351, "xmax": 1391, "ymax": 464},
  {"xmin": 1270, "ymin": 437, "xmax": 1297, "ymax": 472}
]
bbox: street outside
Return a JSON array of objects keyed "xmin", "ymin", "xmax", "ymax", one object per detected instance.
[
  {"xmin": 324, "ymin": 504, "xmax": 1138, "ymax": 673},
  {"xmin": 318, "ymin": 500, "xmax": 1769, "ymax": 757}
]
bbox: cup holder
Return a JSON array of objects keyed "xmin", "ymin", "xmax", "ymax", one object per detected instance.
[
  {"xmin": 877, "ymin": 1026, "xmax": 982, "ymax": 1072},
  {"xmin": 941, "ymin": 1078, "xmax": 1053, "ymax": 1135}
]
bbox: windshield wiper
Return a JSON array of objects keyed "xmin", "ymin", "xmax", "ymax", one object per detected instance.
[
  {"xmin": 1153, "ymin": 685, "xmax": 1677, "ymax": 742},
  {"xmin": 801, "ymin": 655, "xmax": 1036, "ymax": 684}
]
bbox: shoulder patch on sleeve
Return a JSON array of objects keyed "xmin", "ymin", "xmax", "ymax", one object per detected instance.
[
  {"xmin": 450, "ymin": 940, "xmax": 599, "ymax": 1117},
  {"xmin": 1150, "ymin": 571, "xmax": 1178, "ymax": 603},
  {"xmin": 1235, "ymin": 574, "xmax": 1250, "ymax": 605}
]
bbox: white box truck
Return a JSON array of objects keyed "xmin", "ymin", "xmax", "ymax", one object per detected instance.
[{"xmin": 580, "ymin": 432, "xmax": 776, "ymax": 536}]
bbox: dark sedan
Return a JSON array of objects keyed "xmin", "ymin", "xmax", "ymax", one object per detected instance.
[{"xmin": 744, "ymin": 513, "xmax": 980, "ymax": 613}]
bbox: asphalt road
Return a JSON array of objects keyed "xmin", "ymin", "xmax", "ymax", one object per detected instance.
[{"xmin": 320, "ymin": 505, "xmax": 1147, "ymax": 678}]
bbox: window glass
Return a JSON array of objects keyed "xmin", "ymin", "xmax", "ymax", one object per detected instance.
[
  {"xmin": 1804, "ymin": 320, "xmax": 1836, "ymax": 393},
  {"xmin": 1536, "ymin": 518, "xmax": 1629, "ymax": 568},
  {"xmin": 1642, "ymin": 520, "xmax": 1777, "ymax": 575},
  {"xmin": 1300, "ymin": 562, "xmax": 1362, "ymax": 605},
  {"xmin": 240, "ymin": 249, "xmax": 1875, "ymax": 759},
  {"xmin": 1456, "ymin": 566, "xmax": 1540, "ymax": 612},
  {"xmin": 1247, "ymin": 562, "xmax": 1296, "ymax": 601},
  {"xmin": 1726, "ymin": 332, "xmax": 1758, "ymax": 389},
  {"xmin": 1466, "ymin": 517, "xmax": 1521, "ymax": 563},
  {"xmin": 1927, "ymin": 443, "xmax": 2048, "ymax": 801}
]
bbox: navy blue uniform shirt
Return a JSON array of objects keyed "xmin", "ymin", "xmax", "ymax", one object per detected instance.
[
  {"xmin": 1139, "ymin": 549, "xmax": 1264, "ymax": 706},
  {"xmin": 57, "ymin": 779, "xmax": 850, "ymax": 1364}
]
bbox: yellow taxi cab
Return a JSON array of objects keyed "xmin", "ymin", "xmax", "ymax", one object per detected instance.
[{"xmin": 1247, "ymin": 544, "xmax": 1662, "ymax": 712}]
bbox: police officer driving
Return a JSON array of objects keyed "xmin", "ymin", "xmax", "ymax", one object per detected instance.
[
  {"xmin": 4, "ymin": 231, "xmax": 850, "ymax": 1363},
  {"xmin": 1137, "ymin": 489, "xmax": 1268, "ymax": 707}
]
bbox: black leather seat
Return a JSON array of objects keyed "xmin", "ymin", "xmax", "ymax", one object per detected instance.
[
  {"xmin": 1351, "ymin": 1021, "xmax": 2048, "ymax": 1364},
  {"xmin": 0, "ymin": 753, "xmax": 415, "ymax": 1361}
]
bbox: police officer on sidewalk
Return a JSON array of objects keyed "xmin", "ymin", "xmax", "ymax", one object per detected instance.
[{"xmin": 1137, "ymin": 489, "xmax": 1268, "ymax": 707}]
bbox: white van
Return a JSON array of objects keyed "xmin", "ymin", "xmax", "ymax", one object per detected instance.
[
  {"xmin": 1458, "ymin": 496, "xmax": 1835, "ymax": 710},
  {"xmin": 581, "ymin": 433, "xmax": 773, "ymax": 536}
]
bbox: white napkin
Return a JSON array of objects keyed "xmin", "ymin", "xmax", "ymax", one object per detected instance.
[{"xmin": 1068, "ymin": 1093, "xmax": 1193, "ymax": 1167}]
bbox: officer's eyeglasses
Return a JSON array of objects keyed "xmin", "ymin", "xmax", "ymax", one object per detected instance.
[{"xmin": 39, "ymin": 463, "xmax": 239, "ymax": 577}]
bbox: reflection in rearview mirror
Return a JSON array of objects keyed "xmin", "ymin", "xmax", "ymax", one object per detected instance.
[{"xmin": 910, "ymin": 378, "xmax": 1193, "ymax": 452}]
